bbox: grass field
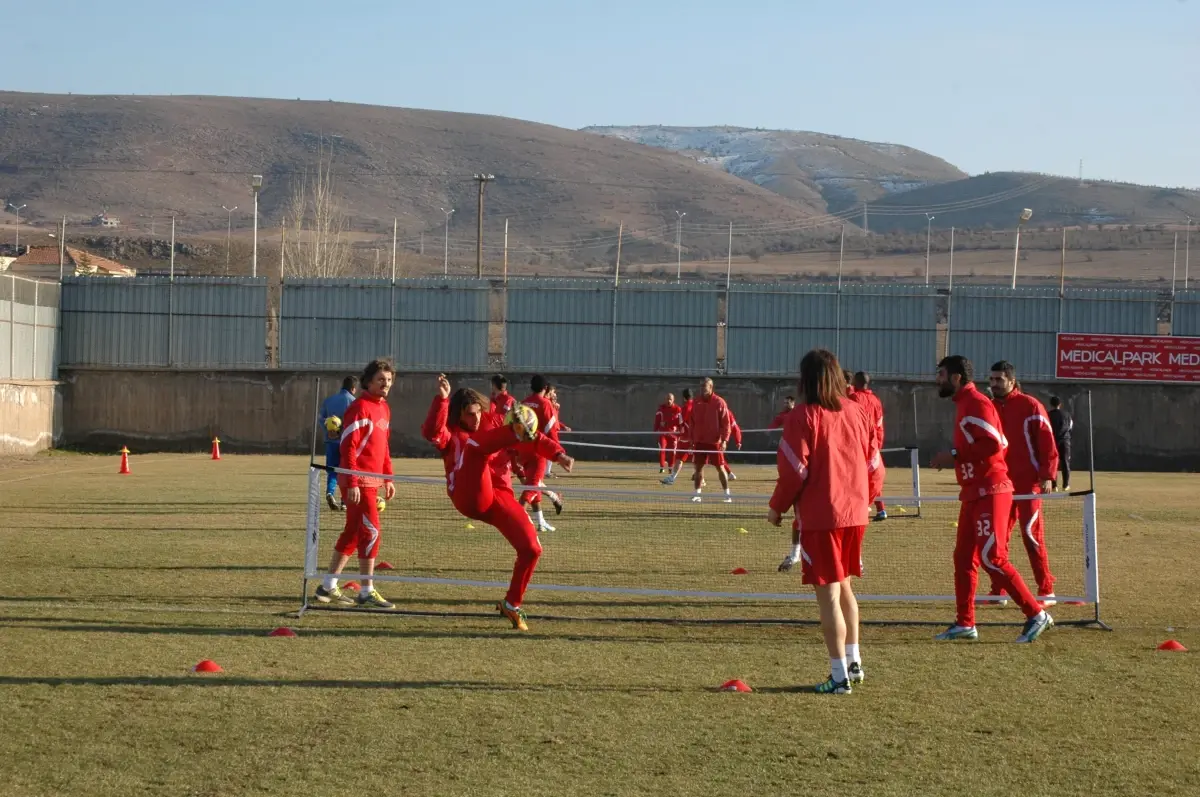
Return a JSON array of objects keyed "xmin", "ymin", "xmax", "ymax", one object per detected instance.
[{"xmin": 1, "ymin": 452, "xmax": 1198, "ymax": 797}]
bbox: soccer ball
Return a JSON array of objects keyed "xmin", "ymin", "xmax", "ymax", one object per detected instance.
[
  {"xmin": 505, "ymin": 405, "xmax": 538, "ymax": 442},
  {"xmin": 376, "ymin": 497, "xmax": 386, "ymax": 513},
  {"xmin": 325, "ymin": 416, "xmax": 342, "ymax": 436}
]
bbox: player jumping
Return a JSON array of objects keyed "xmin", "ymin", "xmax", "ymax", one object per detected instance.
[
  {"xmin": 931, "ymin": 355, "xmax": 1054, "ymax": 643},
  {"xmin": 314, "ymin": 359, "xmax": 396, "ymax": 609},
  {"xmin": 422, "ymin": 374, "xmax": 574, "ymax": 631}
]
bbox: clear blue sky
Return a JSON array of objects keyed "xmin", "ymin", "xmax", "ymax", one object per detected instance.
[{"xmin": 7, "ymin": 0, "xmax": 1198, "ymax": 187}]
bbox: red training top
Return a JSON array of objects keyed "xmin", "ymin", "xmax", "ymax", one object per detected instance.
[
  {"xmin": 338, "ymin": 392, "xmax": 393, "ymax": 488},
  {"xmin": 848, "ymin": 388, "xmax": 885, "ymax": 451},
  {"xmin": 952, "ymin": 382, "xmax": 1014, "ymax": 502},
  {"xmin": 728, "ymin": 411, "xmax": 742, "ymax": 449},
  {"xmin": 655, "ymin": 403, "xmax": 683, "ymax": 434},
  {"xmin": 490, "ymin": 391, "xmax": 516, "ymax": 418},
  {"xmin": 993, "ymin": 388, "xmax": 1058, "ymax": 489},
  {"xmin": 521, "ymin": 393, "xmax": 560, "ymax": 443},
  {"xmin": 769, "ymin": 399, "xmax": 876, "ymax": 531},
  {"xmin": 768, "ymin": 408, "xmax": 791, "ymax": 430},
  {"xmin": 690, "ymin": 393, "xmax": 731, "ymax": 447}
]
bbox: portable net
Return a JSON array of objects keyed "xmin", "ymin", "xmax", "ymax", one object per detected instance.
[{"xmin": 301, "ymin": 463, "xmax": 1101, "ymax": 624}]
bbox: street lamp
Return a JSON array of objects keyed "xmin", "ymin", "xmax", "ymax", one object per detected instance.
[
  {"xmin": 8, "ymin": 203, "xmax": 27, "ymax": 253},
  {"xmin": 1186, "ymin": 216, "xmax": 1192, "ymax": 290},
  {"xmin": 440, "ymin": 207, "xmax": 455, "ymax": 276},
  {"xmin": 1011, "ymin": 208, "xmax": 1033, "ymax": 289},
  {"xmin": 222, "ymin": 205, "xmax": 238, "ymax": 272},
  {"xmin": 675, "ymin": 210, "xmax": 687, "ymax": 281},
  {"xmin": 250, "ymin": 175, "xmax": 263, "ymax": 278},
  {"xmin": 924, "ymin": 213, "xmax": 936, "ymax": 285}
]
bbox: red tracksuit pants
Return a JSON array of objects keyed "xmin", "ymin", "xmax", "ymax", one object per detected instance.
[
  {"xmin": 334, "ymin": 486, "xmax": 382, "ymax": 560},
  {"xmin": 987, "ymin": 486, "xmax": 1056, "ymax": 596},
  {"xmin": 954, "ymin": 492, "xmax": 1041, "ymax": 627},
  {"xmin": 463, "ymin": 491, "xmax": 543, "ymax": 608},
  {"xmin": 657, "ymin": 435, "xmax": 678, "ymax": 468}
]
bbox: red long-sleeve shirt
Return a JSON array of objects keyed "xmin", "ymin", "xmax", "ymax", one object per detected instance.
[
  {"xmin": 522, "ymin": 393, "xmax": 560, "ymax": 443},
  {"xmin": 993, "ymin": 388, "xmax": 1058, "ymax": 488},
  {"xmin": 849, "ymin": 388, "xmax": 885, "ymax": 451},
  {"xmin": 951, "ymin": 382, "xmax": 1013, "ymax": 502},
  {"xmin": 338, "ymin": 392, "xmax": 393, "ymax": 488},
  {"xmin": 422, "ymin": 396, "xmax": 562, "ymax": 516},
  {"xmin": 690, "ymin": 393, "xmax": 731, "ymax": 447},
  {"xmin": 729, "ymin": 412, "xmax": 742, "ymax": 448},
  {"xmin": 769, "ymin": 400, "xmax": 875, "ymax": 531},
  {"xmin": 768, "ymin": 409, "xmax": 791, "ymax": 430},
  {"xmin": 654, "ymin": 403, "xmax": 683, "ymax": 434},
  {"xmin": 490, "ymin": 391, "xmax": 516, "ymax": 418}
]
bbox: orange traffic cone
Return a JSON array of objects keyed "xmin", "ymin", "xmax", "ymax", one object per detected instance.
[
  {"xmin": 118, "ymin": 446, "xmax": 131, "ymax": 475},
  {"xmin": 211, "ymin": 437, "xmax": 221, "ymax": 460}
]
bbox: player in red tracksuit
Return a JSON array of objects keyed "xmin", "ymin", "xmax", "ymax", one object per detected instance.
[
  {"xmin": 489, "ymin": 374, "xmax": 524, "ymax": 482},
  {"xmin": 314, "ymin": 358, "xmax": 397, "ymax": 609},
  {"xmin": 768, "ymin": 396, "xmax": 796, "ymax": 430},
  {"xmin": 519, "ymin": 375, "xmax": 564, "ymax": 532},
  {"xmin": 988, "ymin": 361, "xmax": 1059, "ymax": 602},
  {"xmin": 661, "ymin": 389, "xmax": 695, "ymax": 484},
  {"xmin": 849, "ymin": 372, "xmax": 888, "ymax": 521},
  {"xmin": 654, "ymin": 393, "xmax": 684, "ymax": 473},
  {"xmin": 682, "ymin": 378, "xmax": 732, "ymax": 502},
  {"xmin": 422, "ymin": 375, "xmax": 574, "ymax": 631},
  {"xmin": 718, "ymin": 410, "xmax": 742, "ymax": 481},
  {"xmin": 932, "ymin": 355, "xmax": 1054, "ymax": 644},
  {"xmin": 768, "ymin": 349, "xmax": 878, "ymax": 694}
]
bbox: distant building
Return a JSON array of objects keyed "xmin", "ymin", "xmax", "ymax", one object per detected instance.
[
  {"xmin": 7, "ymin": 246, "xmax": 136, "ymax": 279},
  {"xmin": 92, "ymin": 213, "xmax": 121, "ymax": 228}
]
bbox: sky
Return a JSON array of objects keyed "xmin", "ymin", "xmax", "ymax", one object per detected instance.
[{"xmin": 6, "ymin": 0, "xmax": 1199, "ymax": 187}]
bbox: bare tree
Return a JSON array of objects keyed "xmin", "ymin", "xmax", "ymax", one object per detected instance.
[{"xmin": 282, "ymin": 144, "xmax": 353, "ymax": 278}]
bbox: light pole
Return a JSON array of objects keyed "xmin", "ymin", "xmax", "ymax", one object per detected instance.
[
  {"xmin": 8, "ymin": 203, "xmax": 27, "ymax": 253},
  {"xmin": 1011, "ymin": 208, "xmax": 1033, "ymax": 289},
  {"xmin": 222, "ymin": 205, "xmax": 238, "ymax": 272},
  {"xmin": 675, "ymin": 210, "xmax": 686, "ymax": 281},
  {"xmin": 1186, "ymin": 216, "xmax": 1192, "ymax": 290},
  {"xmin": 440, "ymin": 207, "xmax": 455, "ymax": 276},
  {"xmin": 924, "ymin": 213, "xmax": 936, "ymax": 285},
  {"xmin": 250, "ymin": 175, "xmax": 263, "ymax": 278}
]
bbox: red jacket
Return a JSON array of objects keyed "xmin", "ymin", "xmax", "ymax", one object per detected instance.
[
  {"xmin": 490, "ymin": 392, "xmax": 516, "ymax": 418},
  {"xmin": 951, "ymin": 382, "xmax": 1013, "ymax": 502},
  {"xmin": 993, "ymin": 388, "xmax": 1058, "ymax": 488},
  {"xmin": 654, "ymin": 403, "xmax": 683, "ymax": 434},
  {"xmin": 681, "ymin": 398, "xmax": 695, "ymax": 442},
  {"xmin": 422, "ymin": 396, "xmax": 562, "ymax": 516},
  {"xmin": 690, "ymin": 393, "xmax": 731, "ymax": 447},
  {"xmin": 768, "ymin": 409, "xmax": 791, "ymax": 430},
  {"xmin": 338, "ymin": 392, "xmax": 393, "ymax": 488},
  {"xmin": 769, "ymin": 400, "xmax": 877, "ymax": 531},
  {"xmin": 522, "ymin": 393, "xmax": 560, "ymax": 443},
  {"xmin": 729, "ymin": 412, "xmax": 742, "ymax": 448},
  {"xmin": 849, "ymin": 388, "xmax": 885, "ymax": 450}
]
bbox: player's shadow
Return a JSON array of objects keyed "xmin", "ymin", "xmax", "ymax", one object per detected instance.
[
  {"xmin": 0, "ymin": 674, "xmax": 692, "ymax": 693},
  {"xmin": 72, "ymin": 565, "xmax": 296, "ymax": 572}
]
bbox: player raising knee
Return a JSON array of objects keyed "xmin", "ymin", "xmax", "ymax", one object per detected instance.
[
  {"xmin": 519, "ymin": 376, "xmax": 564, "ymax": 531},
  {"xmin": 314, "ymin": 359, "xmax": 396, "ymax": 609},
  {"xmin": 767, "ymin": 350, "xmax": 876, "ymax": 694},
  {"xmin": 423, "ymin": 375, "xmax": 574, "ymax": 631}
]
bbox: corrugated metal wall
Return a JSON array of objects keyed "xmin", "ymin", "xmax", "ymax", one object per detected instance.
[
  {"xmin": 947, "ymin": 287, "xmax": 1060, "ymax": 378},
  {"xmin": 616, "ymin": 281, "xmax": 719, "ymax": 374},
  {"xmin": 726, "ymin": 283, "xmax": 936, "ymax": 377},
  {"xmin": 506, "ymin": 279, "xmax": 613, "ymax": 372},
  {"xmin": 61, "ymin": 277, "xmax": 266, "ymax": 368},
  {"xmin": 1172, "ymin": 291, "xmax": 1200, "ymax": 337},
  {"xmin": 281, "ymin": 278, "xmax": 489, "ymax": 370},
  {"xmin": 2, "ymin": 275, "xmax": 59, "ymax": 380},
  {"xmin": 1062, "ymin": 288, "xmax": 1158, "ymax": 334}
]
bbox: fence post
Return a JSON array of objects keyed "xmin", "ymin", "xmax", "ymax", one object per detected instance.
[
  {"xmin": 32, "ymin": 281, "xmax": 38, "ymax": 379},
  {"xmin": 8, "ymin": 275, "xmax": 14, "ymax": 379},
  {"xmin": 610, "ymin": 282, "xmax": 619, "ymax": 372},
  {"xmin": 834, "ymin": 285, "xmax": 842, "ymax": 356},
  {"xmin": 166, "ymin": 277, "xmax": 175, "ymax": 368}
]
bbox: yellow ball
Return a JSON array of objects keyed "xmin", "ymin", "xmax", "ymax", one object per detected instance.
[
  {"xmin": 376, "ymin": 498, "xmax": 386, "ymax": 513},
  {"xmin": 504, "ymin": 404, "xmax": 539, "ymax": 441},
  {"xmin": 325, "ymin": 416, "xmax": 342, "ymax": 435}
]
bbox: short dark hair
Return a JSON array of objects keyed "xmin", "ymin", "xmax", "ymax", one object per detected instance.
[
  {"xmin": 361, "ymin": 358, "xmax": 395, "ymax": 386},
  {"xmin": 785, "ymin": 395, "xmax": 795, "ymax": 403},
  {"xmin": 991, "ymin": 360, "xmax": 1016, "ymax": 381},
  {"xmin": 938, "ymin": 355, "xmax": 973, "ymax": 384},
  {"xmin": 530, "ymin": 375, "xmax": 548, "ymax": 394},
  {"xmin": 842, "ymin": 369, "xmax": 854, "ymax": 384},
  {"xmin": 853, "ymin": 371, "xmax": 870, "ymax": 389},
  {"xmin": 800, "ymin": 349, "xmax": 846, "ymax": 411},
  {"xmin": 342, "ymin": 375, "xmax": 359, "ymax": 392},
  {"xmin": 1050, "ymin": 396, "xmax": 1062, "ymax": 408},
  {"xmin": 682, "ymin": 388, "xmax": 693, "ymax": 400},
  {"xmin": 491, "ymin": 374, "xmax": 508, "ymax": 391}
]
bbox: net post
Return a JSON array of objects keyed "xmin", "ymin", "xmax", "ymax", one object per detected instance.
[
  {"xmin": 310, "ymin": 377, "xmax": 322, "ymax": 463},
  {"xmin": 300, "ymin": 466, "xmax": 323, "ymax": 614},
  {"xmin": 1082, "ymin": 490, "xmax": 1100, "ymax": 602},
  {"xmin": 909, "ymin": 446, "xmax": 922, "ymax": 516},
  {"xmin": 1086, "ymin": 389, "xmax": 1096, "ymax": 493}
]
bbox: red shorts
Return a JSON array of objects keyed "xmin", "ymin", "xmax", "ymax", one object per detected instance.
[
  {"xmin": 691, "ymin": 443, "xmax": 721, "ymax": 469},
  {"xmin": 799, "ymin": 526, "xmax": 865, "ymax": 586},
  {"xmin": 519, "ymin": 456, "xmax": 547, "ymax": 503}
]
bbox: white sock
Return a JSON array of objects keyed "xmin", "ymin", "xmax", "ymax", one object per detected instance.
[
  {"xmin": 694, "ymin": 488, "xmax": 702, "ymax": 496},
  {"xmin": 831, "ymin": 657, "xmax": 849, "ymax": 683},
  {"xmin": 504, "ymin": 600, "xmax": 519, "ymax": 611},
  {"xmin": 322, "ymin": 575, "xmax": 338, "ymax": 591},
  {"xmin": 790, "ymin": 543, "xmax": 802, "ymax": 560},
  {"xmin": 724, "ymin": 487, "xmax": 731, "ymax": 496},
  {"xmin": 361, "ymin": 580, "xmax": 372, "ymax": 593},
  {"xmin": 846, "ymin": 643, "xmax": 861, "ymax": 667},
  {"xmin": 535, "ymin": 509, "xmax": 546, "ymax": 525}
]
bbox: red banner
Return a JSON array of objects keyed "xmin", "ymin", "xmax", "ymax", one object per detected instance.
[{"xmin": 1056, "ymin": 333, "xmax": 1200, "ymax": 382}]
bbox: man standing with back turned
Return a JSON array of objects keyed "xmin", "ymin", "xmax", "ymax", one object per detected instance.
[
  {"xmin": 1048, "ymin": 396, "xmax": 1073, "ymax": 492},
  {"xmin": 318, "ymin": 376, "xmax": 359, "ymax": 511},
  {"xmin": 987, "ymin": 361, "xmax": 1058, "ymax": 605},
  {"xmin": 930, "ymin": 355, "xmax": 1053, "ymax": 643}
]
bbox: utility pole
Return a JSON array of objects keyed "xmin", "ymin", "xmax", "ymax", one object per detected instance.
[
  {"xmin": 169, "ymin": 214, "xmax": 176, "ymax": 279},
  {"xmin": 391, "ymin": 218, "xmax": 398, "ymax": 282},
  {"xmin": 222, "ymin": 205, "xmax": 238, "ymax": 273},
  {"xmin": 1059, "ymin": 226, "xmax": 1067, "ymax": 294},
  {"xmin": 1186, "ymin": 217, "xmax": 1192, "ymax": 290},
  {"xmin": 440, "ymin": 207, "xmax": 455, "ymax": 276},
  {"xmin": 473, "ymin": 173, "xmax": 494, "ymax": 278},
  {"xmin": 924, "ymin": 214, "xmax": 935, "ymax": 285},
  {"xmin": 503, "ymin": 218, "xmax": 509, "ymax": 283},
  {"xmin": 675, "ymin": 210, "xmax": 686, "ymax": 281},
  {"xmin": 862, "ymin": 203, "xmax": 869, "ymax": 235},
  {"xmin": 725, "ymin": 221, "xmax": 733, "ymax": 290},
  {"xmin": 614, "ymin": 221, "xmax": 623, "ymax": 286}
]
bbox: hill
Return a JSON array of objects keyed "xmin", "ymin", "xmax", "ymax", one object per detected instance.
[
  {"xmin": 581, "ymin": 125, "xmax": 966, "ymax": 212},
  {"xmin": 0, "ymin": 92, "xmax": 832, "ymax": 269}
]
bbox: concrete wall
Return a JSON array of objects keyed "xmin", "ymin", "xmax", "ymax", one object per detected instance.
[
  {"xmin": 0, "ymin": 380, "xmax": 62, "ymax": 456},
  {"xmin": 55, "ymin": 368, "xmax": 1200, "ymax": 471}
]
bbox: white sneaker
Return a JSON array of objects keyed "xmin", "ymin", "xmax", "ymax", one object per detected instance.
[
  {"xmin": 691, "ymin": 495, "xmax": 702, "ymax": 503},
  {"xmin": 726, "ymin": 471, "xmax": 737, "ymax": 481},
  {"xmin": 1039, "ymin": 594, "xmax": 1057, "ymax": 607},
  {"xmin": 934, "ymin": 624, "xmax": 979, "ymax": 641},
  {"xmin": 722, "ymin": 495, "xmax": 733, "ymax": 504},
  {"xmin": 537, "ymin": 521, "xmax": 556, "ymax": 533},
  {"xmin": 1016, "ymin": 611, "xmax": 1054, "ymax": 643},
  {"xmin": 661, "ymin": 475, "xmax": 676, "ymax": 485}
]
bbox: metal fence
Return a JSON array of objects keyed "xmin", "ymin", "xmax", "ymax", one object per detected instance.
[
  {"xmin": 60, "ymin": 277, "xmax": 268, "ymax": 368},
  {"xmin": 1, "ymin": 274, "xmax": 59, "ymax": 380},
  {"xmin": 53, "ymin": 276, "xmax": 1200, "ymax": 378},
  {"xmin": 281, "ymin": 278, "xmax": 490, "ymax": 370}
]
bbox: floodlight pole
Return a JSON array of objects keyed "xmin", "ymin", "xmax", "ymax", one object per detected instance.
[
  {"xmin": 222, "ymin": 205, "xmax": 238, "ymax": 272},
  {"xmin": 1186, "ymin": 217, "xmax": 1192, "ymax": 290},
  {"xmin": 924, "ymin": 214, "xmax": 935, "ymax": 285},
  {"xmin": 250, "ymin": 174, "xmax": 264, "ymax": 278},
  {"xmin": 1011, "ymin": 209, "xmax": 1033, "ymax": 289},
  {"xmin": 675, "ymin": 211, "xmax": 686, "ymax": 282},
  {"xmin": 440, "ymin": 207, "xmax": 455, "ymax": 276},
  {"xmin": 8, "ymin": 203, "xmax": 26, "ymax": 253}
]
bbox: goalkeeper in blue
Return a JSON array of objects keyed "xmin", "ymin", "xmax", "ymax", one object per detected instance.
[{"xmin": 318, "ymin": 376, "xmax": 359, "ymax": 510}]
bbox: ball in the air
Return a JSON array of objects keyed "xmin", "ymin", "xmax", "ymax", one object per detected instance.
[
  {"xmin": 325, "ymin": 416, "xmax": 342, "ymax": 435},
  {"xmin": 505, "ymin": 405, "xmax": 539, "ymax": 441}
]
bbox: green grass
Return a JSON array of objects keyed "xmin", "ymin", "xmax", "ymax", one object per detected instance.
[{"xmin": 1, "ymin": 453, "xmax": 1198, "ymax": 797}]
